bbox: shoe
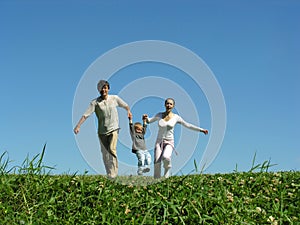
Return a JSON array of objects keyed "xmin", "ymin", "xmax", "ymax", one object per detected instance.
[
  {"xmin": 143, "ymin": 167, "xmax": 150, "ymax": 173},
  {"xmin": 137, "ymin": 169, "xmax": 143, "ymax": 176}
]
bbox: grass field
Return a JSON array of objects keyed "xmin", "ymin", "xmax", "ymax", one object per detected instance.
[{"xmin": 0, "ymin": 146, "xmax": 299, "ymax": 224}]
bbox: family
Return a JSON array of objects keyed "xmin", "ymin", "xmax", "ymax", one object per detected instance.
[{"xmin": 74, "ymin": 80, "xmax": 209, "ymax": 179}]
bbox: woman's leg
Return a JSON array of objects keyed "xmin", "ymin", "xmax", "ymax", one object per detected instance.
[
  {"xmin": 162, "ymin": 144, "xmax": 173, "ymax": 178},
  {"xmin": 154, "ymin": 141, "xmax": 163, "ymax": 178}
]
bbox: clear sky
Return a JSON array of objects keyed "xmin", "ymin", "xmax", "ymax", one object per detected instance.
[{"xmin": 1, "ymin": 0, "xmax": 299, "ymax": 175}]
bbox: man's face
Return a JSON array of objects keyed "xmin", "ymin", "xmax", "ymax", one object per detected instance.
[{"xmin": 100, "ymin": 85, "xmax": 109, "ymax": 97}]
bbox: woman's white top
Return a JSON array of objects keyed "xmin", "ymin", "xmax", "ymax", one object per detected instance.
[{"xmin": 148, "ymin": 112, "xmax": 205, "ymax": 140}]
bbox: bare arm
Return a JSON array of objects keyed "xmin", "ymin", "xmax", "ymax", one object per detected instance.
[
  {"xmin": 73, "ymin": 116, "xmax": 87, "ymax": 134},
  {"xmin": 143, "ymin": 113, "xmax": 161, "ymax": 124},
  {"xmin": 125, "ymin": 105, "xmax": 132, "ymax": 119},
  {"xmin": 178, "ymin": 116, "xmax": 209, "ymax": 135}
]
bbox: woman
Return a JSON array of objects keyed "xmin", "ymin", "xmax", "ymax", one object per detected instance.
[{"xmin": 144, "ymin": 98, "xmax": 208, "ymax": 178}]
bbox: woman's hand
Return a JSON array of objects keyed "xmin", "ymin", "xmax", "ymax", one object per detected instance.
[{"xmin": 202, "ymin": 129, "xmax": 209, "ymax": 135}]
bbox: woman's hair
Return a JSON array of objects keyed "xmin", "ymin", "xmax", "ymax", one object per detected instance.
[{"xmin": 165, "ymin": 98, "xmax": 175, "ymax": 106}]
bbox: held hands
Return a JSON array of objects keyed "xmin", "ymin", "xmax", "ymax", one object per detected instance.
[{"xmin": 142, "ymin": 114, "xmax": 148, "ymax": 123}]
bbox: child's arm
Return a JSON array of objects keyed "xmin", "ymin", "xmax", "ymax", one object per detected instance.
[
  {"xmin": 142, "ymin": 117, "xmax": 147, "ymax": 134},
  {"xmin": 128, "ymin": 114, "xmax": 134, "ymax": 134}
]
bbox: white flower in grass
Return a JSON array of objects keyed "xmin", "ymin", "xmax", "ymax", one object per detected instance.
[
  {"xmin": 267, "ymin": 216, "xmax": 278, "ymax": 225},
  {"xmin": 255, "ymin": 207, "xmax": 262, "ymax": 213},
  {"xmin": 226, "ymin": 190, "xmax": 234, "ymax": 202}
]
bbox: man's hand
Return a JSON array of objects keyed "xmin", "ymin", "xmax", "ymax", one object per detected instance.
[{"xmin": 74, "ymin": 126, "xmax": 80, "ymax": 134}]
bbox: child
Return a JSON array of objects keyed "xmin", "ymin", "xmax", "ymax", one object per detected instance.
[{"xmin": 129, "ymin": 115, "xmax": 151, "ymax": 175}]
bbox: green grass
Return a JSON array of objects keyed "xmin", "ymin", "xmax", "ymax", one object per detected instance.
[{"xmin": 0, "ymin": 146, "xmax": 299, "ymax": 224}]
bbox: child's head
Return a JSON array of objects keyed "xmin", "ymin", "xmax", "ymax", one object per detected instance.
[{"xmin": 134, "ymin": 122, "xmax": 143, "ymax": 134}]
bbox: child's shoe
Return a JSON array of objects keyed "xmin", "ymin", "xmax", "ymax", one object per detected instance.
[
  {"xmin": 137, "ymin": 168, "xmax": 143, "ymax": 175},
  {"xmin": 143, "ymin": 167, "xmax": 150, "ymax": 173}
]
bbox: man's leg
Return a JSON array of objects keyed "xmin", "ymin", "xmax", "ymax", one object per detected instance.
[
  {"xmin": 99, "ymin": 134, "xmax": 110, "ymax": 176},
  {"xmin": 108, "ymin": 131, "xmax": 118, "ymax": 178},
  {"xmin": 99, "ymin": 131, "xmax": 118, "ymax": 178}
]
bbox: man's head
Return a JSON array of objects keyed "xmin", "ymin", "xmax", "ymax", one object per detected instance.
[
  {"xmin": 97, "ymin": 80, "xmax": 110, "ymax": 92},
  {"xmin": 97, "ymin": 80, "xmax": 110, "ymax": 98}
]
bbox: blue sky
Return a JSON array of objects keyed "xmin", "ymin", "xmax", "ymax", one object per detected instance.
[{"xmin": 1, "ymin": 0, "xmax": 299, "ymax": 175}]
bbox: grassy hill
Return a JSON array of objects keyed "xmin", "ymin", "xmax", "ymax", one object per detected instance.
[{"xmin": 0, "ymin": 149, "xmax": 299, "ymax": 224}]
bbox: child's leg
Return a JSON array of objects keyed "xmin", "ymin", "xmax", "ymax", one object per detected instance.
[
  {"xmin": 143, "ymin": 151, "xmax": 151, "ymax": 173},
  {"xmin": 145, "ymin": 151, "xmax": 151, "ymax": 167},
  {"xmin": 136, "ymin": 151, "xmax": 145, "ymax": 175}
]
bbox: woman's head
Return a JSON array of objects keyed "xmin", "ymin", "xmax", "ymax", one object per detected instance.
[
  {"xmin": 165, "ymin": 98, "xmax": 175, "ymax": 105},
  {"xmin": 164, "ymin": 98, "xmax": 175, "ymax": 111}
]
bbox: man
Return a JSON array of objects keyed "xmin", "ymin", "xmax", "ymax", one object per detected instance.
[{"xmin": 74, "ymin": 80, "xmax": 132, "ymax": 178}]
